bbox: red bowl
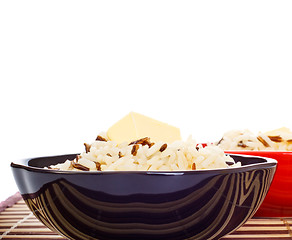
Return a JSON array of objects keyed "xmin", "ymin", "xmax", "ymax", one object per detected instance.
[{"xmin": 225, "ymin": 150, "xmax": 292, "ymax": 217}]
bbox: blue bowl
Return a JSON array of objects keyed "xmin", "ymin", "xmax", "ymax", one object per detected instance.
[{"xmin": 11, "ymin": 154, "xmax": 276, "ymax": 240}]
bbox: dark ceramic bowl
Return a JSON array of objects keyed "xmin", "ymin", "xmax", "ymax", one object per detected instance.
[
  {"xmin": 11, "ymin": 154, "xmax": 276, "ymax": 240},
  {"xmin": 225, "ymin": 150, "xmax": 292, "ymax": 217}
]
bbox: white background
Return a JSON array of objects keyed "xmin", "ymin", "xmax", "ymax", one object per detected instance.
[{"xmin": 1, "ymin": 0, "xmax": 292, "ymax": 201}]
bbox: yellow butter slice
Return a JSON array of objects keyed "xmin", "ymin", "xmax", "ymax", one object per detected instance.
[
  {"xmin": 265, "ymin": 127, "xmax": 292, "ymax": 136},
  {"xmin": 107, "ymin": 112, "xmax": 181, "ymax": 143}
]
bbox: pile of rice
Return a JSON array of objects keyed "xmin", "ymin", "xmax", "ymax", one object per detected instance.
[
  {"xmin": 48, "ymin": 133, "xmax": 240, "ymax": 171},
  {"xmin": 217, "ymin": 129, "xmax": 292, "ymax": 151}
]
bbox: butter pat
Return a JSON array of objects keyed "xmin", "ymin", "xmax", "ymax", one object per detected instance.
[
  {"xmin": 265, "ymin": 127, "xmax": 292, "ymax": 141},
  {"xmin": 265, "ymin": 127, "xmax": 292, "ymax": 136},
  {"xmin": 107, "ymin": 112, "xmax": 181, "ymax": 143}
]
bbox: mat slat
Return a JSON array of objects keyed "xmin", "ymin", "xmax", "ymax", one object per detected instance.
[
  {"xmin": 1, "ymin": 199, "xmax": 292, "ymax": 240},
  {"xmin": 0, "ymin": 235, "xmax": 64, "ymax": 239},
  {"xmin": 221, "ymin": 234, "xmax": 292, "ymax": 239},
  {"xmin": 0, "ymin": 223, "xmax": 43, "ymax": 227}
]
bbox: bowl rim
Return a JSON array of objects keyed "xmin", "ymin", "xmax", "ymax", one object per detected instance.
[{"xmin": 10, "ymin": 153, "xmax": 277, "ymax": 175}]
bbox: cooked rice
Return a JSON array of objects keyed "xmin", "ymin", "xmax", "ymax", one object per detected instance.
[
  {"xmin": 48, "ymin": 133, "xmax": 240, "ymax": 171},
  {"xmin": 217, "ymin": 129, "xmax": 292, "ymax": 151}
]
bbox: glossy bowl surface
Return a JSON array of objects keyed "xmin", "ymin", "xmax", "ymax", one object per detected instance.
[
  {"xmin": 11, "ymin": 154, "xmax": 276, "ymax": 240},
  {"xmin": 225, "ymin": 150, "xmax": 292, "ymax": 217}
]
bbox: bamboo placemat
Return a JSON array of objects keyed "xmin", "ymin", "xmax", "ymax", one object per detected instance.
[{"xmin": 1, "ymin": 195, "xmax": 292, "ymax": 239}]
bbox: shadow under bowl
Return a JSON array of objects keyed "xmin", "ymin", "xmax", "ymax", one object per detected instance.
[{"xmin": 11, "ymin": 154, "xmax": 276, "ymax": 240}]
